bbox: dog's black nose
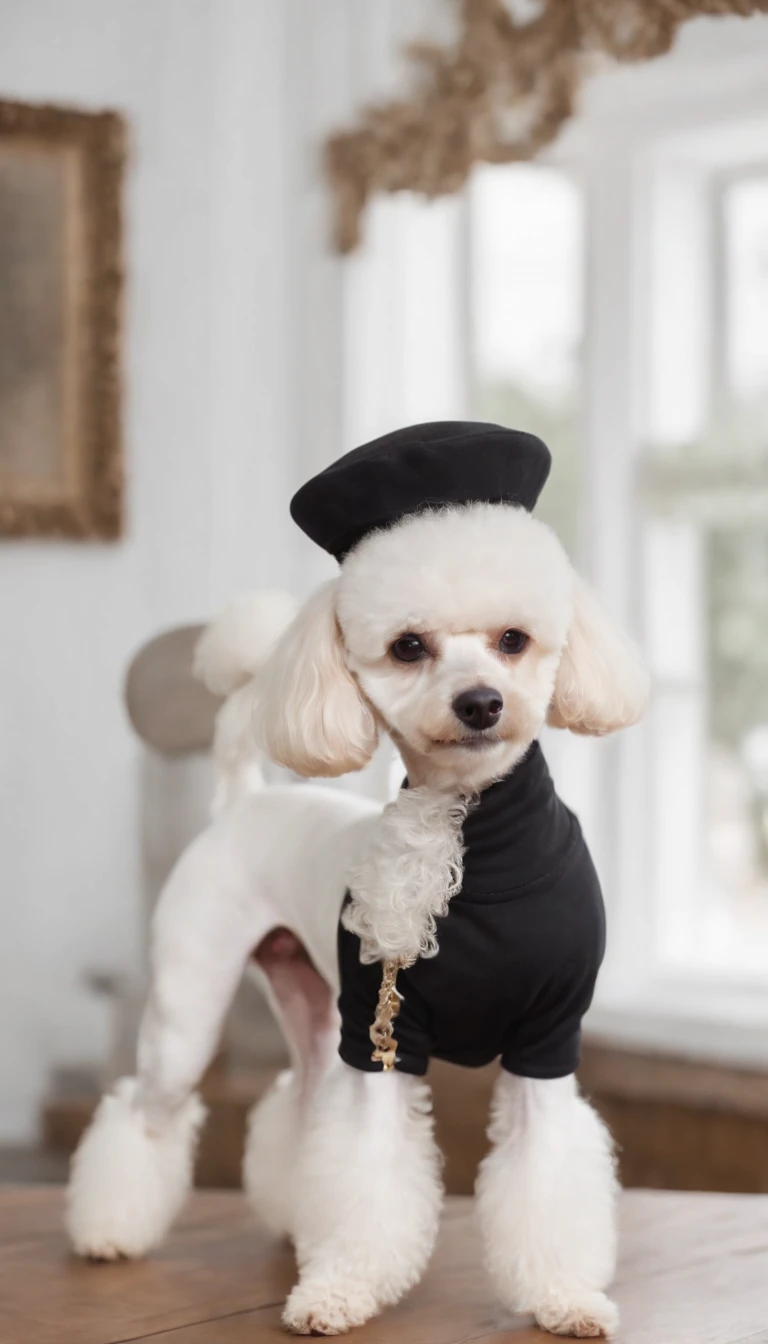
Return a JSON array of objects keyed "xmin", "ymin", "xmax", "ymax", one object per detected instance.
[{"xmin": 452, "ymin": 687, "xmax": 503, "ymax": 731}]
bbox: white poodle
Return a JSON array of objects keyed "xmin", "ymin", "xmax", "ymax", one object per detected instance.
[{"xmin": 67, "ymin": 493, "xmax": 648, "ymax": 1337}]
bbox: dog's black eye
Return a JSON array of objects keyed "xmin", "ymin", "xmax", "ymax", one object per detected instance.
[
  {"xmin": 390, "ymin": 634, "xmax": 427, "ymax": 663},
  {"xmin": 499, "ymin": 629, "xmax": 529, "ymax": 656}
]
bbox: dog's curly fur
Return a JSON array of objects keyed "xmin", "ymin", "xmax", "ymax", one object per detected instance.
[
  {"xmin": 67, "ymin": 501, "xmax": 648, "ymax": 1338},
  {"xmin": 342, "ymin": 787, "xmax": 468, "ymax": 964}
]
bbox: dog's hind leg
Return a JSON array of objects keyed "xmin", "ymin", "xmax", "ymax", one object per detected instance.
[
  {"xmin": 475, "ymin": 1072, "xmax": 619, "ymax": 1339},
  {"xmin": 66, "ymin": 822, "xmax": 276, "ymax": 1260},
  {"xmin": 243, "ymin": 930, "xmax": 340, "ymax": 1239}
]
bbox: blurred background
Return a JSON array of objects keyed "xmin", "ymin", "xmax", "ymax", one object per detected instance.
[{"xmin": 3, "ymin": 0, "xmax": 768, "ymax": 1194}]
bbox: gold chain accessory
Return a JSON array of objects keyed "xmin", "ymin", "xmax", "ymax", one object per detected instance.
[{"xmin": 369, "ymin": 957, "xmax": 405, "ymax": 1071}]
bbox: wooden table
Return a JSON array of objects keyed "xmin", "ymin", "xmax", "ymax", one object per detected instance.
[{"xmin": 3, "ymin": 1187, "xmax": 768, "ymax": 1343}]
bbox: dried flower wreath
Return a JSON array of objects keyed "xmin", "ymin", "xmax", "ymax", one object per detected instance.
[{"xmin": 325, "ymin": 0, "xmax": 768, "ymax": 252}]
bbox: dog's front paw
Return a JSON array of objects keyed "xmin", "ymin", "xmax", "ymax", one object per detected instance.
[
  {"xmin": 283, "ymin": 1279, "xmax": 380, "ymax": 1335},
  {"xmin": 534, "ymin": 1291, "xmax": 618, "ymax": 1338}
]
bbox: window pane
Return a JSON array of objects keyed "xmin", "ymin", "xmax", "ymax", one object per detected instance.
[
  {"xmin": 704, "ymin": 529, "xmax": 768, "ymax": 961},
  {"xmin": 644, "ymin": 169, "xmax": 768, "ymax": 973},
  {"xmin": 469, "ymin": 164, "xmax": 583, "ymax": 558},
  {"xmin": 725, "ymin": 175, "xmax": 768, "ymax": 402}
]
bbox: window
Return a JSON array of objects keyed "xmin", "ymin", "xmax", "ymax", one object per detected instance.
[
  {"xmin": 642, "ymin": 159, "xmax": 768, "ymax": 979},
  {"xmin": 469, "ymin": 163, "xmax": 584, "ymax": 559},
  {"xmin": 579, "ymin": 45, "xmax": 768, "ymax": 1059}
]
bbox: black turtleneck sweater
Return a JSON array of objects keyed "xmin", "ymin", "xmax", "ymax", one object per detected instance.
[{"xmin": 337, "ymin": 742, "xmax": 605, "ymax": 1078}]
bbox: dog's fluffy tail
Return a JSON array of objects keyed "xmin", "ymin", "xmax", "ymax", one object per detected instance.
[
  {"xmin": 194, "ymin": 589, "xmax": 298, "ymax": 697},
  {"xmin": 194, "ymin": 590, "xmax": 297, "ymax": 813}
]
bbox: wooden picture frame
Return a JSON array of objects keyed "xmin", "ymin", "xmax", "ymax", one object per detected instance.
[{"xmin": 0, "ymin": 99, "xmax": 125, "ymax": 540}]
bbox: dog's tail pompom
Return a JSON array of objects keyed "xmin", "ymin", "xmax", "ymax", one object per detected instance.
[
  {"xmin": 194, "ymin": 590, "xmax": 298, "ymax": 697},
  {"xmin": 66, "ymin": 1078, "xmax": 206, "ymax": 1260}
]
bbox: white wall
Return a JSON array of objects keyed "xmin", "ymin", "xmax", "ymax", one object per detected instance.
[
  {"xmin": 0, "ymin": 0, "xmax": 455, "ymax": 1142},
  {"xmin": 0, "ymin": 0, "xmax": 302, "ymax": 1139}
]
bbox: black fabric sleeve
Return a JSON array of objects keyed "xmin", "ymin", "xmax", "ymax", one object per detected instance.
[
  {"xmin": 501, "ymin": 1024, "xmax": 582, "ymax": 1079},
  {"xmin": 499, "ymin": 938, "xmax": 601, "ymax": 1080}
]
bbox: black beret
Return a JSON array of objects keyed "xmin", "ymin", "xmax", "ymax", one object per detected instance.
[{"xmin": 290, "ymin": 421, "xmax": 551, "ymax": 562}]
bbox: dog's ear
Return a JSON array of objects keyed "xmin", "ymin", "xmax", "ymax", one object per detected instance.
[
  {"xmin": 547, "ymin": 578, "xmax": 649, "ymax": 736},
  {"xmin": 255, "ymin": 579, "xmax": 379, "ymax": 777}
]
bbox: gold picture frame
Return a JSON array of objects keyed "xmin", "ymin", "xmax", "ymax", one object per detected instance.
[{"xmin": 0, "ymin": 99, "xmax": 125, "ymax": 540}]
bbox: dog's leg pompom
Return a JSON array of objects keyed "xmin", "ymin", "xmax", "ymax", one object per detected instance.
[
  {"xmin": 66, "ymin": 1077, "xmax": 206, "ymax": 1260},
  {"xmin": 243, "ymin": 1069, "xmax": 302, "ymax": 1238},
  {"xmin": 283, "ymin": 1063, "xmax": 443, "ymax": 1335},
  {"xmin": 476, "ymin": 1072, "xmax": 619, "ymax": 1339}
]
